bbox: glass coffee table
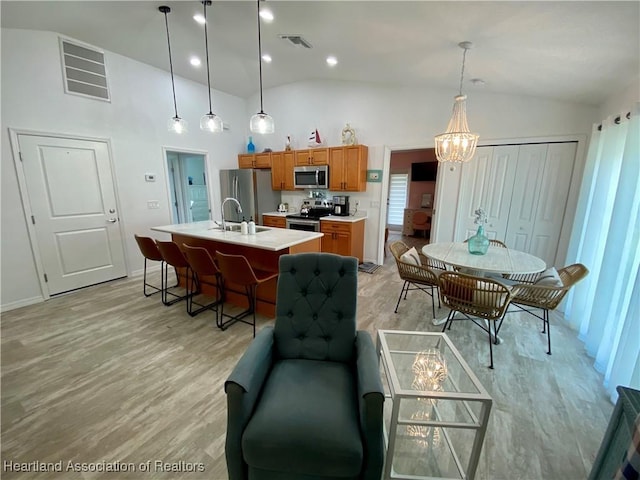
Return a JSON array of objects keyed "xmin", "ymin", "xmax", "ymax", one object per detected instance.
[{"xmin": 377, "ymin": 330, "xmax": 492, "ymax": 480}]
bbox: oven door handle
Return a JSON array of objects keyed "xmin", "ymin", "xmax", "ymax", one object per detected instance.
[{"xmin": 287, "ymin": 218, "xmax": 320, "ymax": 226}]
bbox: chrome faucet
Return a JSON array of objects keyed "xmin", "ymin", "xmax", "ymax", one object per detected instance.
[{"xmin": 221, "ymin": 197, "xmax": 242, "ymax": 231}]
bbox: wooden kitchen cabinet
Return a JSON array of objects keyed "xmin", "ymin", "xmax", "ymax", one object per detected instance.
[
  {"xmin": 329, "ymin": 145, "xmax": 368, "ymax": 191},
  {"xmin": 262, "ymin": 215, "xmax": 287, "ymax": 228},
  {"xmin": 294, "ymin": 148, "xmax": 329, "ymax": 166},
  {"xmin": 238, "ymin": 153, "xmax": 271, "ymax": 169},
  {"xmin": 320, "ymin": 219, "xmax": 365, "ymax": 263},
  {"xmin": 270, "ymin": 151, "xmax": 295, "ymax": 190}
]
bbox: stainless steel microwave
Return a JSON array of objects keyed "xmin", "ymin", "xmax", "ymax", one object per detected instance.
[{"xmin": 293, "ymin": 165, "xmax": 329, "ymax": 189}]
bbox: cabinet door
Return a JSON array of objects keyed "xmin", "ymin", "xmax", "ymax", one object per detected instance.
[
  {"xmin": 310, "ymin": 148, "xmax": 329, "ymax": 165},
  {"xmin": 457, "ymin": 145, "xmax": 519, "ymax": 241},
  {"xmin": 329, "ymin": 148, "xmax": 346, "ymax": 190},
  {"xmin": 334, "ymin": 232, "xmax": 352, "ymax": 256},
  {"xmin": 343, "ymin": 146, "xmax": 367, "ymax": 191},
  {"xmin": 254, "ymin": 153, "xmax": 272, "ymax": 168},
  {"xmin": 282, "ymin": 151, "xmax": 295, "ymax": 190},
  {"xmin": 295, "ymin": 150, "xmax": 311, "ymax": 166},
  {"xmin": 238, "ymin": 154, "xmax": 255, "ymax": 169},
  {"xmin": 271, "ymin": 152, "xmax": 284, "ymax": 190}
]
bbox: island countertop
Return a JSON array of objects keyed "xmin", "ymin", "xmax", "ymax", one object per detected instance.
[{"xmin": 151, "ymin": 220, "xmax": 323, "ymax": 252}]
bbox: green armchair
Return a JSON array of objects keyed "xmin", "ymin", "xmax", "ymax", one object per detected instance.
[{"xmin": 225, "ymin": 253, "xmax": 385, "ymax": 480}]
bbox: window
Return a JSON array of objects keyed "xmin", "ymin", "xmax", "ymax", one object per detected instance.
[{"xmin": 387, "ymin": 173, "xmax": 409, "ymax": 227}]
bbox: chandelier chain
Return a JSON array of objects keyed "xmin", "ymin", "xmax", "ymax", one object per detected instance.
[
  {"xmin": 162, "ymin": 9, "xmax": 179, "ymax": 118},
  {"xmin": 203, "ymin": 1, "xmax": 213, "ymax": 115},
  {"xmin": 459, "ymin": 47, "xmax": 468, "ymax": 97}
]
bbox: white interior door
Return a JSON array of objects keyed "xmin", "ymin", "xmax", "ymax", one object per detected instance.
[
  {"xmin": 18, "ymin": 134, "xmax": 126, "ymax": 295},
  {"xmin": 457, "ymin": 145, "xmax": 519, "ymax": 240}
]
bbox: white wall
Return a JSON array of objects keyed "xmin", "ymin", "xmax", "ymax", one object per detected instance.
[
  {"xmin": 1, "ymin": 27, "xmax": 605, "ymax": 310},
  {"xmin": 1, "ymin": 28, "xmax": 246, "ymax": 310},
  {"xmin": 247, "ymin": 80, "xmax": 600, "ymax": 264},
  {"xmin": 598, "ymin": 76, "xmax": 640, "ymax": 119}
]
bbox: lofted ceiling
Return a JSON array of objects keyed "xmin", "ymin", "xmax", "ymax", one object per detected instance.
[{"xmin": 2, "ymin": 1, "xmax": 639, "ymax": 106}]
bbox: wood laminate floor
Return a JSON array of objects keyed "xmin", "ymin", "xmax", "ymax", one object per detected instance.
[{"xmin": 1, "ymin": 238, "xmax": 613, "ymax": 479}]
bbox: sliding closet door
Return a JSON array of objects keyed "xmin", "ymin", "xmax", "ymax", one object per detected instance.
[
  {"xmin": 503, "ymin": 144, "xmax": 548, "ymax": 252},
  {"xmin": 528, "ymin": 143, "xmax": 577, "ymax": 265},
  {"xmin": 456, "ymin": 145, "xmax": 519, "ymax": 240}
]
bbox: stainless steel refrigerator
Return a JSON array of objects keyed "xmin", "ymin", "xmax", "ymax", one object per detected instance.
[{"xmin": 219, "ymin": 169, "xmax": 281, "ymax": 224}]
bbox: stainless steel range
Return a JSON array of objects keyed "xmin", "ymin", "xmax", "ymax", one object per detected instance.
[{"xmin": 286, "ymin": 207, "xmax": 332, "ymax": 232}]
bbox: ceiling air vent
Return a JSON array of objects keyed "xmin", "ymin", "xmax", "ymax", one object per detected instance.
[
  {"xmin": 59, "ymin": 38, "xmax": 110, "ymax": 102},
  {"xmin": 278, "ymin": 35, "xmax": 313, "ymax": 49}
]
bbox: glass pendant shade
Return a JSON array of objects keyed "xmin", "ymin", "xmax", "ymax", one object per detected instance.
[
  {"xmin": 200, "ymin": 113, "xmax": 223, "ymax": 133},
  {"xmin": 435, "ymin": 95, "xmax": 479, "ymax": 163},
  {"xmin": 250, "ymin": 112, "xmax": 275, "ymax": 134},
  {"xmin": 168, "ymin": 116, "xmax": 188, "ymax": 134}
]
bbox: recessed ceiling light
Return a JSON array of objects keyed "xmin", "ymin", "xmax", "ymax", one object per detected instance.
[
  {"xmin": 193, "ymin": 13, "xmax": 205, "ymax": 25},
  {"xmin": 259, "ymin": 8, "xmax": 274, "ymax": 22},
  {"xmin": 326, "ymin": 56, "xmax": 338, "ymax": 67},
  {"xmin": 190, "ymin": 56, "xmax": 201, "ymax": 67},
  {"xmin": 262, "ymin": 54, "xmax": 272, "ymax": 63}
]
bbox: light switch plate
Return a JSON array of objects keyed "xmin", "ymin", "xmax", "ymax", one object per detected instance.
[{"xmin": 147, "ymin": 201, "xmax": 160, "ymax": 209}]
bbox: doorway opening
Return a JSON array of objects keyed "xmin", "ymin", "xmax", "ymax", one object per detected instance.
[{"xmin": 166, "ymin": 151, "xmax": 210, "ymax": 224}]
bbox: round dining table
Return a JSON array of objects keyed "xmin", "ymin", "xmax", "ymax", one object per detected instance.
[
  {"xmin": 421, "ymin": 242, "xmax": 546, "ymax": 334},
  {"xmin": 422, "ymin": 242, "xmax": 546, "ymax": 277}
]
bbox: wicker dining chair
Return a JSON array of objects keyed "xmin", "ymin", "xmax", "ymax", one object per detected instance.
[
  {"xmin": 509, "ymin": 263, "xmax": 589, "ymax": 355},
  {"xmin": 389, "ymin": 241, "xmax": 447, "ymax": 319},
  {"xmin": 438, "ymin": 271, "xmax": 513, "ymax": 369}
]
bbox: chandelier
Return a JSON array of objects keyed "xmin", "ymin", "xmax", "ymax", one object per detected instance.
[{"xmin": 434, "ymin": 41, "xmax": 479, "ymax": 163}]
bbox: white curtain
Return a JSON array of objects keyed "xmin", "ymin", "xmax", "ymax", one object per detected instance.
[{"xmin": 564, "ymin": 102, "xmax": 640, "ymax": 403}]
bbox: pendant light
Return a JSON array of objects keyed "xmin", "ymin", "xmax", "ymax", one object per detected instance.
[
  {"xmin": 199, "ymin": 0, "xmax": 223, "ymax": 133},
  {"xmin": 249, "ymin": 0, "xmax": 274, "ymax": 134},
  {"xmin": 159, "ymin": 6, "xmax": 187, "ymax": 134},
  {"xmin": 434, "ymin": 41, "xmax": 479, "ymax": 163}
]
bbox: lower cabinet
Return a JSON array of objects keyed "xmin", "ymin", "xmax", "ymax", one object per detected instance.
[
  {"xmin": 320, "ymin": 220, "xmax": 365, "ymax": 263},
  {"xmin": 262, "ymin": 215, "xmax": 287, "ymax": 228}
]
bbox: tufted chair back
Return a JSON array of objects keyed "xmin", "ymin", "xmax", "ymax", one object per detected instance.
[{"xmin": 274, "ymin": 253, "xmax": 358, "ymax": 363}]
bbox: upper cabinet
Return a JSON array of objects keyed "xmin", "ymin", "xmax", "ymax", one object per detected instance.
[
  {"xmin": 237, "ymin": 145, "xmax": 368, "ymax": 192},
  {"xmin": 271, "ymin": 151, "xmax": 295, "ymax": 191},
  {"xmin": 329, "ymin": 145, "xmax": 368, "ymax": 192},
  {"xmin": 238, "ymin": 153, "xmax": 271, "ymax": 169},
  {"xmin": 295, "ymin": 148, "xmax": 329, "ymax": 166}
]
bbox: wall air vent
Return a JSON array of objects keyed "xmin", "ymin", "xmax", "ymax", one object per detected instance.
[
  {"xmin": 278, "ymin": 35, "xmax": 313, "ymax": 49},
  {"xmin": 59, "ymin": 38, "xmax": 110, "ymax": 102}
]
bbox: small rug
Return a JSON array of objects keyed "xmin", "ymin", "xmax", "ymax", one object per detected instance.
[{"xmin": 358, "ymin": 262, "xmax": 380, "ymax": 274}]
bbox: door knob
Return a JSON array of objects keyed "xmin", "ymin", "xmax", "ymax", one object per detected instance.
[{"xmin": 109, "ymin": 208, "xmax": 116, "ymax": 213}]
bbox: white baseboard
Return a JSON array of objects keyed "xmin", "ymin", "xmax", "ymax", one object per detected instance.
[{"xmin": 1, "ymin": 295, "xmax": 44, "ymax": 313}]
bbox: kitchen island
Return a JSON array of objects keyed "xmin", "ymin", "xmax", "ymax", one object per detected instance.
[{"xmin": 152, "ymin": 221, "xmax": 323, "ymax": 317}]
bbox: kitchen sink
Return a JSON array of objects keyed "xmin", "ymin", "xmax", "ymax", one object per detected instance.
[{"xmin": 209, "ymin": 224, "xmax": 269, "ymax": 233}]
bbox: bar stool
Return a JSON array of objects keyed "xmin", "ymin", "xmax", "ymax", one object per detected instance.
[
  {"xmin": 134, "ymin": 234, "xmax": 165, "ymax": 297},
  {"xmin": 215, "ymin": 252, "xmax": 278, "ymax": 337},
  {"xmin": 182, "ymin": 244, "xmax": 223, "ymax": 324},
  {"xmin": 155, "ymin": 240, "xmax": 195, "ymax": 307}
]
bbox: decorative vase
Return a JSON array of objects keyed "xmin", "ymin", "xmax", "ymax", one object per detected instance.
[
  {"xmin": 468, "ymin": 225, "xmax": 490, "ymax": 255},
  {"xmin": 247, "ymin": 136, "xmax": 255, "ymax": 154}
]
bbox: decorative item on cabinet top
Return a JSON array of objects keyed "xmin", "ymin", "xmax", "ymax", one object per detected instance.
[{"xmin": 341, "ymin": 124, "xmax": 357, "ymax": 145}]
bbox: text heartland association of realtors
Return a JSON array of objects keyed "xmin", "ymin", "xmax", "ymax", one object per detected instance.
[{"xmin": 3, "ymin": 460, "xmax": 206, "ymax": 473}]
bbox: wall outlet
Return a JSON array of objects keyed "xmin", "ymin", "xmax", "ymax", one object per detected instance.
[
  {"xmin": 147, "ymin": 201, "xmax": 160, "ymax": 209},
  {"xmin": 370, "ymin": 200, "xmax": 380, "ymax": 208}
]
